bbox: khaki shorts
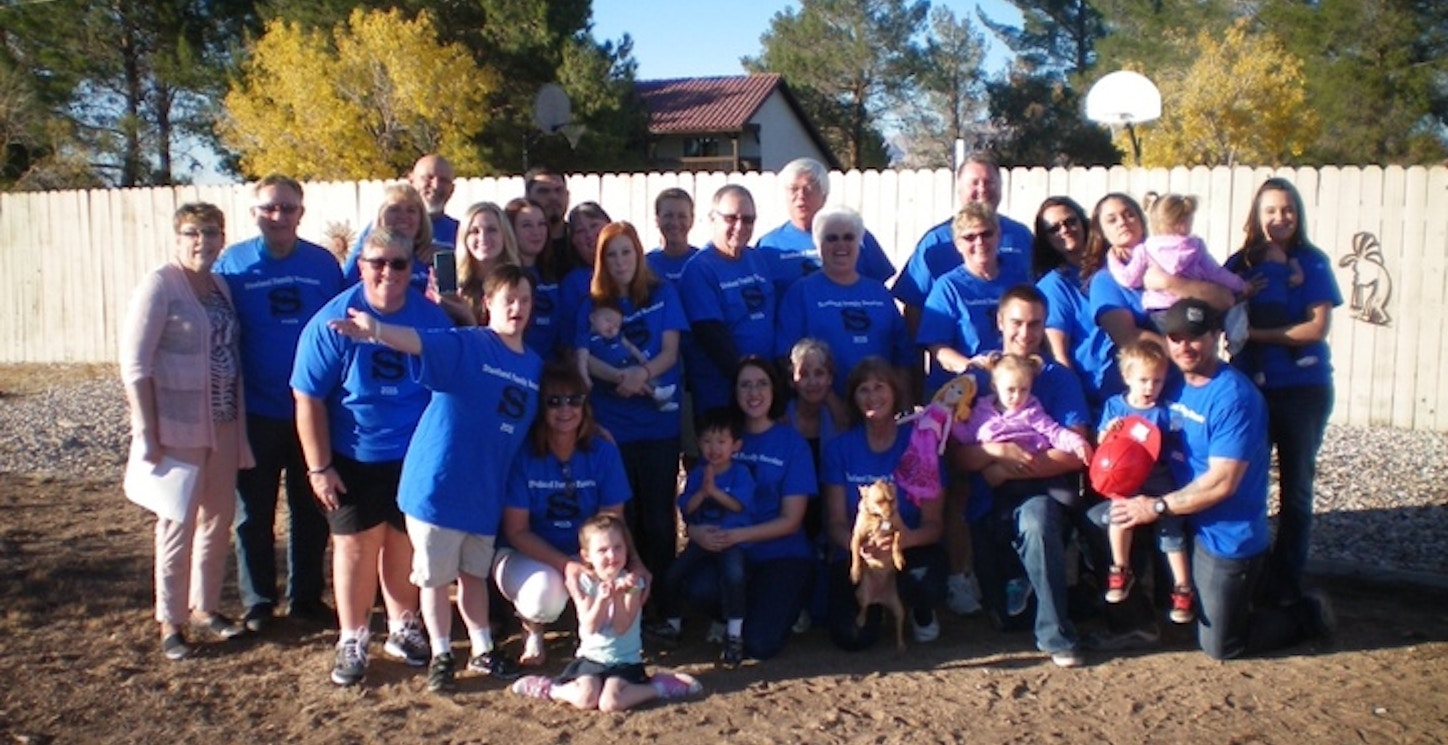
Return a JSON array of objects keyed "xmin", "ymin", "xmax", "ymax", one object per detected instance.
[{"xmin": 404, "ymin": 516, "xmax": 495, "ymax": 587}]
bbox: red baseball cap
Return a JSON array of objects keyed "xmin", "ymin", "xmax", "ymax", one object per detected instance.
[{"xmin": 1089, "ymin": 415, "xmax": 1163, "ymax": 499}]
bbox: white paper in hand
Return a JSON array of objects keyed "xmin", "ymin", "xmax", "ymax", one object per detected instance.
[{"xmin": 123, "ymin": 440, "xmax": 200, "ymax": 523}]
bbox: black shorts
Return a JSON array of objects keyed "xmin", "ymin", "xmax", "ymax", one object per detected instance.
[
  {"xmin": 325, "ymin": 454, "xmax": 404, "ymax": 535},
  {"xmin": 556, "ymin": 657, "xmax": 649, "ymax": 686}
]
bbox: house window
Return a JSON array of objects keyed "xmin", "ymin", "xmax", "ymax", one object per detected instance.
[{"xmin": 683, "ymin": 137, "xmax": 720, "ymax": 158}]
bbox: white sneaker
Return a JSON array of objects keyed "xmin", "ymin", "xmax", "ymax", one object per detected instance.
[
  {"xmin": 791, "ymin": 610, "xmax": 811, "ymax": 634},
  {"xmin": 945, "ymin": 572, "xmax": 982, "ymax": 616},
  {"xmin": 1050, "ymin": 649, "xmax": 1084, "ymax": 668},
  {"xmin": 705, "ymin": 621, "xmax": 726, "ymax": 645},
  {"xmin": 911, "ymin": 614, "xmax": 940, "ymax": 643}
]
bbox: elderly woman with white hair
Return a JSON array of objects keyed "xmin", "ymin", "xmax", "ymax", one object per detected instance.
[
  {"xmin": 774, "ymin": 205, "xmax": 912, "ymax": 395},
  {"xmin": 756, "ymin": 157, "xmax": 896, "ymax": 298}
]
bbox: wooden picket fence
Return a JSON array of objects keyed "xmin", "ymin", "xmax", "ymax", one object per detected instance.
[{"xmin": 1, "ymin": 165, "xmax": 1443, "ymax": 430}]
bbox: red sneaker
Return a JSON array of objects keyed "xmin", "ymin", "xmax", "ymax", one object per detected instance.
[
  {"xmin": 1170, "ymin": 585, "xmax": 1195, "ymax": 624},
  {"xmin": 1104, "ymin": 566, "xmax": 1134, "ymax": 604}
]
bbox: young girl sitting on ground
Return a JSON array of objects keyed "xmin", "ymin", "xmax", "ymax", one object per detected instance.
[
  {"xmin": 1110, "ymin": 193, "xmax": 1250, "ymax": 351},
  {"xmin": 1090, "ymin": 341, "xmax": 1194, "ymax": 623},
  {"xmin": 511, "ymin": 514, "xmax": 702, "ymax": 711}
]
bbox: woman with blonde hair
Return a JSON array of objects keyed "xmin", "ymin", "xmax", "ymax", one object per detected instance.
[
  {"xmin": 454, "ymin": 201, "xmax": 521, "ymax": 323},
  {"xmin": 343, "ymin": 183, "xmax": 436, "ymax": 290}
]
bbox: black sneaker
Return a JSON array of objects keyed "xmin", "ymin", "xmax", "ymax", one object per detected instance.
[
  {"xmin": 427, "ymin": 653, "xmax": 456, "ymax": 693},
  {"xmin": 644, "ymin": 620, "xmax": 683, "ymax": 648},
  {"xmin": 1303, "ymin": 589, "xmax": 1337, "ymax": 642},
  {"xmin": 162, "ymin": 632, "xmax": 191, "ymax": 662},
  {"xmin": 243, "ymin": 604, "xmax": 274, "ymax": 633},
  {"xmin": 331, "ymin": 633, "xmax": 369, "ymax": 686},
  {"xmin": 720, "ymin": 634, "xmax": 744, "ymax": 669},
  {"xmin": 382, "ymin": 616, "xmax": 429, "ymax": 667},
  {"xmin": 467, "ymin": 651, "xmax": 520, "ymax": 680}
]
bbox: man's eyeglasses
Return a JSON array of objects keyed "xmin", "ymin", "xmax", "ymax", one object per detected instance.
[
  {"xmin": 714, "ymin": 212, "xmax": 757, "ymax": 226},
  {"xmin": 255, "ymin": 203, "xmax": 301, "ymax": 215},
  {"xmin": 178, "ymin": 227, "xmax": 223, "ymax": 239},
  {"xmin": 359, "ymin": 256, "xmax": 411, "ymax": 271},
  {"xmin": 545, "ymin": 393, "xmax": 587, "ymax": 409}
]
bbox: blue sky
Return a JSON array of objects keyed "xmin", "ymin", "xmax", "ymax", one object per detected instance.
[{"xmin": 590, "ymin": 0, "xmax": 1022, "ymax": 81}]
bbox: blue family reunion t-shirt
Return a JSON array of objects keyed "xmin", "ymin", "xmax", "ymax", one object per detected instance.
[
  {"xmin": 1165, "ymin": 364, "xmax": 1271, "ymax": 560},
  {"xmin": 523, "ymin": 265, "xmax": 563, "ymax": 361},
  {"xmin": 754, "ymin": 222, "xmax": 896, "ymax": 299},
  {"xmin": 822, "ymin": 423, "xmax": 935, "ymax": 561},
  {"xmin": 774, "ymin": 272, "xmax": 912, "ymax": 395},
  {"xmin": 1225, "ymin": 244, "xmax": 1342, "ymax": 390},
  {"xmin": 503, "ymin": 438, "xmax": 631, "ymax": 556},
  {"xmin": 735, "ymin": 424, "xmax": 817, "ymax": 563},
  {"xmin": 646, "ymin": 246, "xmax": 699, "ymax": 286},
  {"xmin": 679, "ymin": 461, "xmax": 756, "ymax": 530},
  {"xmin": 678, "ymin": 246, "xmax": 777, "ymax": 411},
  {"xmin": 916, "ymin": 265, "xmax": 1016, "ymax": 395},
  {"xmin": 572, "ymin": 284, "xmax": 688, "ymax": 442},
  {"xmin": 290, "ymin": 285, "xmax": 452, "ymax": 463},
  {"xmin": 397, "ymin": 327, "xmax": 542, "ymax": 535},
  {"xmin": 1037, "ymin": 264, "xmax": 1122, "ymax": 411},
  {"xmin": 891, "ymin": 214, "xmax": 1032, "ymax": 309},
  {"xmin": 214, "ymin": 236, "xmax": 344, "ymax": 419}
]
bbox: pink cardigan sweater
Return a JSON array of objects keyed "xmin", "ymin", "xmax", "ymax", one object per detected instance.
[{"xmin": 119, "ymin": 261, "xmax": 254, "ymax": 465}]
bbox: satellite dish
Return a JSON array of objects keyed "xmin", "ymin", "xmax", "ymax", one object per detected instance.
[
  {"xmin": 533, "ymin": 84, "xmax": 572, "ymax": 134},
  {"xmin": 1086, "ymin": 71, "xmax": 1161, "ymax": 125},
  {"xmin": 1085, "ymin": 71, "xmax": 1161, "ymax": 166}
]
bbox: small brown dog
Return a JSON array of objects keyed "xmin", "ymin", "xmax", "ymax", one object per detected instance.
[{"xmin": 850, "ymin": 479, "xmax": 907, "ymax": 650}]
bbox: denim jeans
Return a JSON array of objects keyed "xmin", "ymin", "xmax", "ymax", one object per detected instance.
[
  {"xmin": 1261, "ymin": 385, "xmax": 1333, "ymax": 604},
  {"xmin": 662, "ymin": 542, "xmax": 747, "ymax": 620},
  {"xmin": 1008, "ymin": 495, "xmax": 1078, "ymax": 654},
  {"xmin": 682, "ymin": 556, "xmax": 814, "ymax": 660},
  {"xmin": 825, "ymin": 544, "xmax": 947, "ymax": 651},
  {"xmin": 1194, "ymin": 543, "xmax": 1315, "ymax": 660},
  {"xmin": 233, "ymin": 414, "xmax": 329, "ymax": 611}
]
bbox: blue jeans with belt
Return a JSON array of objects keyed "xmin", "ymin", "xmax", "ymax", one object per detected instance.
[{"xmin": 1260, "ymin": 385, "xmax": 1333, "ymax": 604}]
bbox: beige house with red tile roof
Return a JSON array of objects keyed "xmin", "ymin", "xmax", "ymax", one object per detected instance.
[{"xmin": 635, "ymin": 73, "xmax": 840, "ymax": 173}]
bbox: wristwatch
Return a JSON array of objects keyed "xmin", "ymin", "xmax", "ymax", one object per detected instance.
[{"xmin": 1153, "ymin": 498, "xmax": 1171, "ymax": 516}]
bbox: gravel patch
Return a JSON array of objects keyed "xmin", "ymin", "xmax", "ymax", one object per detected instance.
[{"xmin": 1, "ymin": 376, "xmax": 1444, "ymax": 576}]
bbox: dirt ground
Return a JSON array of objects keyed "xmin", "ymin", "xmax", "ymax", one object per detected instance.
[{"xmin": 1, "ymin": 366, "xmax": 1446, "ymax": 744}]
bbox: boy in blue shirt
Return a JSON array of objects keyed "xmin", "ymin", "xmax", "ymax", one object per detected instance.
[{"xmin": 653, "ymin": 407, "xmax": 755, "ymax": 668}]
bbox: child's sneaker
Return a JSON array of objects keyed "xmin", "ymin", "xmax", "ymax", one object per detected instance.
[
  {"xmin": 511, "ymin": 674, "xmax": 554, "ymax": 700},
  {"xmin": 651, "ymin": 671, "xmax": 703, "ymax": 700},
  {"xmin": 1104, "ymin": 566, "xmax": 1134, "ymax": 604},
  {"xmin": 652, "ymin": 383, "xmax": 676, "ymax": 403},
  {"xmin": 720, "ymin": 634, "xmax": 744, "ymax": 668},
  {"xmin": 1170, "ymin": 585, "xmax": 1195, "ymax": 624},
  {"xmin": 1004, "ymin": 577, "xmax": 1034, "ymax": 617}
]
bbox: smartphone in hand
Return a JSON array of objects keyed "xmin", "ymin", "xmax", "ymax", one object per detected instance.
[{"xmin": 433, "ymin": 250, "xmax": 457, "ymax": 294}]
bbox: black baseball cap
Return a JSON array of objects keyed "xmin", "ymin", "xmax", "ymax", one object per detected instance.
[{"xmin": 1160, "ymin": 298, "xmax": 1222, "ymax": 337}]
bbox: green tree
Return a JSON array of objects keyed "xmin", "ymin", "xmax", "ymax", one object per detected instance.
[
  {"xmin": 0, "ymin": 0, "xmax": 256, "ymax": 188},
  {"xmin": 987, "ymin": 71, "xmax": 1121, "ymax": 166},
  {"xmin": 978, "ymin": 0, "xmax": 1106, "ymax": 77},
  {"xmin": 260, "ymin": 0, "xmax": 646, "ymax": 174},
  {"xmin": 897, "ymin": 6, "xmax": 989, "ymax": 168},
  {"xmin": 1131, "ymin": 19, "xmax": 1317, "ymax": 167},
  {"xmin": 745, "ymin": 0, "xmax": 928, "ymax": 169},
  {"xmin": 220, "ymin": 8, "xmax": 495, "ymax": 180},
  {"xmin": 1259, "ymin": 0, "xmax": 1448, "ymax": 165}
]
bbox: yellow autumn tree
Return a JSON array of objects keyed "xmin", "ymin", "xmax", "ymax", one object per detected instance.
[
  {"xmin": 1128, "ymin": 18, "xmax": 1318, "ymax": 168},
  {"xmin": 220, "ymin": 8, "xmax": 496, "ymax": 180}
]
